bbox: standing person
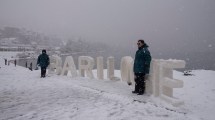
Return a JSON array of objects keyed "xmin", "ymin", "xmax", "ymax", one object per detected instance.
[
  {"xmin": 14, "ymin": 59, "xmax": 17, "ymax": 67},
  {"xmin": 133, "ymin": 40, "xmax": 151, "ymax": 95},
  {"xmin": 25, "ymin": 61, "xmax": 28, "ymax": 68},
  {"xmin": 29, "ymin": 62, "xmax": 33, "ymax": 71},
  {"xmin": 4, "ymin": 58, "xmax": 7, "ymax": 65},
  {"xmin": 37, "ymin": 49, "xmax": 50, "ymax": 78}
]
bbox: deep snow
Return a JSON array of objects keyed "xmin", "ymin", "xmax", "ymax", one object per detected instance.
[{"xmin": 0, "ymin": 52, "xmax": 215, "ymax": 120}]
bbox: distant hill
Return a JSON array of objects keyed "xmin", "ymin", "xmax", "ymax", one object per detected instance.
[{"xmin": 0, "ymin": 26, "xmax": 61, "ymax": 47}]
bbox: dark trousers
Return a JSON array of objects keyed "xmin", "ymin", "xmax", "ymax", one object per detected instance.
[
  {"xmin": 41, "ymin": 67, "xmax": 47, "ymax": 77},
  {"xmin": 134, "ymin": 73, "xmax": 146, "ymax": 94}
]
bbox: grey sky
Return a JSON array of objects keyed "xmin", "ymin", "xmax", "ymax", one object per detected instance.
[{"xmin": 0, "ymin": 0, "xmax": 215, "ymax": 52}]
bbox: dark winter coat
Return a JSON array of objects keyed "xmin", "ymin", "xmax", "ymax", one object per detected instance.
[
  {"xmin": 133, "ymin": 44, "xmax": 151, "ymax": 74},
  {"xmin": 37, "ymin": 53, "xmax": 50, "ymax": 68}
]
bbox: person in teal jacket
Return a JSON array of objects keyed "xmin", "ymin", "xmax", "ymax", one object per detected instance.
[
  {"xmin": 37, "ymin": 49, "xmax": 50, "ymax": 78},
  {"xmin": 133, "ymin": 40, "xmax": 151, "ymax": 95}
]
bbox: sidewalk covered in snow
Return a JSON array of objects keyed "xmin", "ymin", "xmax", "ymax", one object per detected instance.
[{"xmin": 1, "ymin": 52, "xmax": 215, "ymax": 120}]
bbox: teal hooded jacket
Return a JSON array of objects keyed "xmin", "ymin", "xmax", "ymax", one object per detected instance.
[
  {"xmin": 133, "ymin": 44, "xmax": 151, "ymax": 74},
  {"xmin": 37, "ymin": 53, "xmax": 50, "ymax": 68}
]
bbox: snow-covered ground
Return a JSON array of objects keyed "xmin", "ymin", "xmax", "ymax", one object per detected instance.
[{"xmin": 0, "ymin": 52, "xmax": 215, "ymax": 120}]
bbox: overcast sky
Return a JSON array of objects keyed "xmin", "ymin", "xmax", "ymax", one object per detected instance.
[{"xmin": 0, "ymin": 0, "xmax": 215, "ymax": 53}]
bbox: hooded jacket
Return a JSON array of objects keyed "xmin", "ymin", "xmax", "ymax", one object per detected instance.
[
  {"xmin": 37, "ymin": 52, "xmax": 50, "ymax": 68},
  {"xmin": 133, "ymin": 43, "xmax": 151, "ymax": 74}
]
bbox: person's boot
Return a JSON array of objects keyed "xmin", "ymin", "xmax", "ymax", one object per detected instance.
[
  {"xmin": 132, "ymin": 91, "xmax": 139, "ymax": 94},
  {"xmin": 41, "ymin": 73, "xmax": 45, "ymax": 78},
  {"xmin": 137, "ymin": 92, "xmax": 144, "ymax": 95},
  {"xmin": 133, "ymin": 83, "xmax": 139, "ymax": 94},
  {"xmin": 137, "ymin": 89, "xmax": 144, "ymax": 95}
]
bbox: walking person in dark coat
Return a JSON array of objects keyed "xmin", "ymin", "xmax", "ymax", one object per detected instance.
[
  {"xmin": 133, "ymin": 40, "xmax": 151, "ymax": 95},
  {"xmin": 37, "ymin": 49, "xmax": 50, "ymax": 78}
]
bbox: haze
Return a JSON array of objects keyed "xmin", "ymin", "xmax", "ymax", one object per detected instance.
[{"xmin": 1, "ymin": 0, "xmax": 215, "ymax": 69}]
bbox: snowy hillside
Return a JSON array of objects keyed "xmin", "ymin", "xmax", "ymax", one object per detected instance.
[{"xmin": 0, "ymin": 52, "xmax": 215, "ymax": 120}]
